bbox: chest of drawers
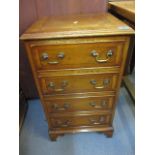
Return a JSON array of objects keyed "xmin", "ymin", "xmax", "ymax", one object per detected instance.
[{"xmin": 20, "ymin": 13, "xmax": 134, "ymax": 141}]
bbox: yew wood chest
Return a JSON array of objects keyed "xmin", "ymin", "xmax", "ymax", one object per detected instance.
[{"xmin": 20, "ymin": 13, "xmax": 134, "ymax": 141}]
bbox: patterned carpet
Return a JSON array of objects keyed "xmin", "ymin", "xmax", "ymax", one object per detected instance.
[{"xmin": 20, "ymin": 87, "xmax": 135, "ymax": 155}]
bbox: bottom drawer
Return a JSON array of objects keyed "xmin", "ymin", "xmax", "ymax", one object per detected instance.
[{"xmin": 50, "ymin": 114, "xmax": 111, "ymax": 129}]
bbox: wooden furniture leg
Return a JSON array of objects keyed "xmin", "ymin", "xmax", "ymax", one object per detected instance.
[
  {"xmin": 49, "ymin": 131, "xmax": 59, "ymax": 141},
  {"xmin": 104, "ymin": 130, "xmax": 114, "ymax": 137},
  {"xmin": 98, "ymin": 128, "xmax": 114, "ymax": 138}
]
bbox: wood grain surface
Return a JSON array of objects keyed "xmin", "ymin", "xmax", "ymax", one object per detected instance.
[
  {"xmin": 19, "ymin": 0, "xmax": 108, "ymax": 99},
  {"xmin": 21, "ymin": 13, "xmax": 134, "ymax": 141},
  {"xmin": 30, "ymin": 37, "xmax": 125, "ymax": 70},
  {"xmin": 20, "ymin": 13, "xmax": 134, "ymax": 40},
  {"xmin": 108, "ymin": 1, "xmax": 135, "ymax": 22}
]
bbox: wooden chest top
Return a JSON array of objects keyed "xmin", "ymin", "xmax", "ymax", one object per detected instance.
[{"xmin": 20, "ymin": 13, "xmax": 134, "ymax": 40}]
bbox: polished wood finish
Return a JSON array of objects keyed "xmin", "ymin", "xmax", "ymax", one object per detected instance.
[
  {"xmin": 20, "ymin": 13, "xmax": 133, "ymax": 40},
  {"xmin": 50, "ymin": 113, "xmax": 111, "ymax": 128},
  {"xmin": 20, "ymin": 13, "xmax": 134, "ymax": 141},
  {"xmin": 31, "ymin": 40, "xmax": 124, "ymax": 70},
  {"xmin": 39, "ymin": 73, "xmax": 118, "ymax": 95},
  {"xmin": 108, "ymin": 1, "xmax": 135, "ymax": 74},
  {"xmin": 45, "ymin": 95, "xmax": 115, "ymax": 113},
  {"xmin": 108, "ymin": 1, "xmax": 135, "ymax": 101},
  {"xmin": 19, "ymin": 0, "xmax": 108, "ymax": 99},
  {"xmin": 108, "ymin": 1, "xmax": 135, "ymax": 23}
]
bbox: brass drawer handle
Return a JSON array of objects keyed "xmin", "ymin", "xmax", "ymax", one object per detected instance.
[
  {"xmin": 53, "ymin": 88, "xmax": 64, "ymax": 92},
  {"xmin": 91, "ymin": 50, "xmax": 113, "ymax": 63},
  {"xmin": 48, "ymin": 81, "xmax": 68, "ymax": 92},
  {"xmin": 89, "ymin": 101, "xmax": 107, "ymax": 109},
  {"xmin": 89, "ymin": 116, "xmax": 105, "ymax": 125},
  {"xmin": 48, "ymin": 61, "xmax": 59, "ymax": 64},
  {"xmin": 94, "ymin": 86, "xmax": 104, "ymax": 89},
  {"xmin": 41, "ymin": 52, "xmax": 65, "ymax": 64},
  {"xmin": 52, "ymin": 103, "xmax": 70, "ymax": 111},
  {"xmin": 90, "ymin": 79, "xmax": 110, "ymax": 89},
  {"xmin": 56, "ymin": 120, "xmax": 72, "ymax": 127}
]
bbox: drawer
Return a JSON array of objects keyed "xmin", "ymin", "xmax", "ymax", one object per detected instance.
[
  {"xmin": 45, "ymin": 95, "xmax": 115, "ymax": 113},
  {"xmin": 50, "ymin": 114, "xmax": 111, "ymax": 128},
  {"xmin": 39, "ymin": 73, "xmax": 119, "ymax": 95},
  {"xmin": 31, "ymin": 41, "xmax": 124, "ymax": 70}
]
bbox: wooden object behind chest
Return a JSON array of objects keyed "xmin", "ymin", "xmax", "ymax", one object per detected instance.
[{"xmin": 20, "ymin": 13, "xmax": 134, "ymax": 141}]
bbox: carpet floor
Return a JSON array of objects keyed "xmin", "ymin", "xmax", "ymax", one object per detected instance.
[{"xmin": 20, "ymin": 87, "xmax": 135, "ymax": 155}]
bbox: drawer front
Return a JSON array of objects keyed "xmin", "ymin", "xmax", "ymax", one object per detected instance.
[
  {"xmin": 50, "ymin": 114, "xmax": 111, "ymax": 128},
  {"xmin": 39, "ymin": 74, "xmax": 119, "ymax": 95},
  {"xmin": 45, "ymin": 96, "xmax": 115, "ymax": 113},
  {"xmin": 31, "ymin": 42, "xmax": 123, "ymax": 70}
]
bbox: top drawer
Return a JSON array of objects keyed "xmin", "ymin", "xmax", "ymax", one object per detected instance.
[{"xmin": 31, "ymin": 41, "xmax": 124, "ymax": 70}]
